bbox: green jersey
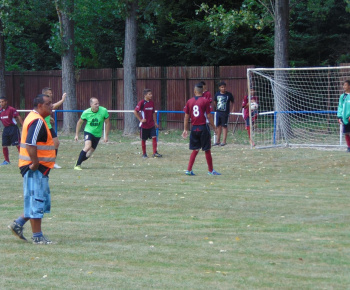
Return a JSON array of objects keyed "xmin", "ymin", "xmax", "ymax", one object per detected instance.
[
  {"xmin": 337, "ymin": 93, "xmax": 350, "ymax": 125},
  {"xmin": 44, "ymin": 115, "xmax": 52, "ymax": 129},
  {"xmin": 81, "ymin": 106, "xmax": 109, "ymax": 137}
]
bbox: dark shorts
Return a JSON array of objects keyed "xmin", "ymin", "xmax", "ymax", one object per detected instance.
[
  {"xmin": 50, "ymin": 128, "xmax": 57, "ymax": 138},
  {"xmin": 84, "ymin": 131, "xmax": 101, "ymax": 149},
  {"xmin": 2, "ymin": 125, "xmax": 20, "ymax": 146},
  {"xmin": 140, "ymin": 126, "xmax": 156, "ymax": 140},
  {"xmin": 343, "ymin": 122, "xmax": 350, "ymax": 134},
  {"xmin": 189, "ymin": 125, "xmax": 211, "ymax": 151},
  {"xmin": 244, "ymin": 112, "xmax": 258, "ymax": 127},
  {"xmin": 215, "ymin": 112, "xmax": 229, "ymax": 127}
]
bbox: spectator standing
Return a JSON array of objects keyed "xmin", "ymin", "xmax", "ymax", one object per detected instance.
[
  {"xmin": 8, "ymin": 94, "xmax": 56, "ymax": 244},
  {"xmin": 213, "ymin": 81, "xmax": 234, "ymax": 146}
]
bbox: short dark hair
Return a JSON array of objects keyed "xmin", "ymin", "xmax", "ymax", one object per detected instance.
[
  {"xmin": 194, "ymin": 84, "xmax": 203, "ymax": 94},
  {"xmin": 218, "ymin": 81, "xmax": 226, "ymax": 87},
  {"xmin": 34, "ymin": 94, "xmax": 49, "ymax": 108},
  {"xmin": 143, "ymin": 89, "xmax": 152, "ymax": 96},
  {"xmin": 344, "ymin": 80, "xmax": 350, "ymax": 86},
  {"xmin": 42, "ymin": 87, "xmax": 52, "ymax": 94},
  {"xmin": 200, "ymin": 81, "xmax": 206, "ymax": 86},
  {"xmin": 0, "ymin": 96, "xmax": 7, "ymax": 101}
]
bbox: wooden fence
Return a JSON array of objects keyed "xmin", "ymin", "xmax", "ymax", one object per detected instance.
[{"xmin": 4, "ymin": 65, "xmax": 254, "ymax": 130}]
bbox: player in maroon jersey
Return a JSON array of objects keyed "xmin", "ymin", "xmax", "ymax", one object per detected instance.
[
  {"xmin": 242, "ymin": 89, "xmax": 258, "ymax": 146},
  {"xmin": 200, "ymin": 81, "xmax": 212, "ymax": 104},
  {"xmin": 134, "ymin": 89, "xmax": 162, "ymax": 158},
  {"xmin": 0, "ymin": 97, "xmax": 23, "ymax": 165},
  {"xmin": 182, "ymin": 83, "xmax": 221, "ymax": 176}
]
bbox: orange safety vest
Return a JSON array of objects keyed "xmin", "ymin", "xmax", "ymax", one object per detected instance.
[{"xmin": 18, "ymin": 111, "xmax": 56, "ymax": 168}]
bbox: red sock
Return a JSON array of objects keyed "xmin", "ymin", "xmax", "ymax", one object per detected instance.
[
  {"xmin": 3, "ymin": 147, "xmax": 9, "ymax": 162},
  {"xmin": 16, "ymin": 145, "xmax": 20, "ymax": 152},
  {"xmin": 345, "ymin": 134, "xmax": 350, "ymax": 147},
  {"xmin": 205, "ymin": 150, "xmax": 213, "ymax": 172},
  {"xmin": 152, "ymin": 137, "xmax": 157, "ymax": 154},
  {"xmin": 188, "ymin": 150, "xmax": 199, "ymax": 171},
  {"xmin": 246, "ymin": 126, "xmax": 251, "ymax": 139},
  {"xmin": 141, "ymin": 140, "xmax": 146, "ymax": 155}
]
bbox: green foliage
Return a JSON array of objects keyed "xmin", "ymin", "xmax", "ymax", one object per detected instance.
[
  {"xmin": 1, "ymin": 0, "xmax": 60, "ymax": 71},
  {"xmin": 198, "ymin": 0, "xmax": 350, "ymax": 67},
  {"xmin": 289, "ymin": 0, "xmax": 350, "ymax": 66},
  {"xmin": 1, "ymin": 0, "xmax": 350, "ymax": 70}
]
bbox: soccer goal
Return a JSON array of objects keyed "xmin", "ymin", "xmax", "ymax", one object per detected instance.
[{"xmin": 247, "ymin": 66, "xmax": 350, "ymax": 149}]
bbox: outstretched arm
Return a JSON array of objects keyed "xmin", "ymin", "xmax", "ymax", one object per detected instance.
[{"xmin": 52, "ymin": 93, "xmax": 67, "ymax": 110}]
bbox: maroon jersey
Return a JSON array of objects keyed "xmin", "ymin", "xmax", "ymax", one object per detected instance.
[
  {"xmin": 134, "ymin": 99, "xmax": 155, "ymax": 129},
  {"xmin": 184, "ymin": 96, "xmax": 212, "ymax": 126},
  {"xmin": 203, "ymin": 90, "xmax": 212, "ymax": 103},
  {"xmin": 242, "ymin": 95, "xmax": 258, "ymax": 120},
  {"xmin": 0, "ymin": 106, "xmax": 19, "ymax": 127}
]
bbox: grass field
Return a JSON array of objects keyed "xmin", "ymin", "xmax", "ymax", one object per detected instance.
[{"xmin": 1, "ymin": 130, "xmax": 349, "ymax": 289}]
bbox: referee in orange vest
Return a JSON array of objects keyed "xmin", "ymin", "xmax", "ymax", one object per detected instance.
[{"xmin": 8, "ymin": 93, "xmax": 56, "ymax": 244}]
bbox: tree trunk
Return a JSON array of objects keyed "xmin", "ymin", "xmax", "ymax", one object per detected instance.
[
  {"xmin": 123, "ymin": 0, "xmax": 138, "ymax": 135},
  {"xmin": 0, "ymin": 18, "xmax": 5, "ymax": 99},
  {"xmin": 274, "ymin": 0, "xmax": 289, "ymax": 69},
  {"xmin": 274, "ymin": 0, "xmax": 292, "ymax": 143},
  {"xmin": 56, "ymin": 0, "xmax": 78, "ymax": 133}
]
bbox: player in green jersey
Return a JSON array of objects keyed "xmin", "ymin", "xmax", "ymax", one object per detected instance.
[
  {"xmin": 337, "ymin": 80, "xmax": 350, "ymax": 152},
  {"xmin": 42, "ymin": 87, "xmax": 67, "ymax": 169},
  {"xmin": 74, "ymin": 98, "xmax": 110, "ymax": 170}
]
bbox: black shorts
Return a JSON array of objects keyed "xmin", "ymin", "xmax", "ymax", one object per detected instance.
[
  {"xmin": 189, "ymin": 124, "xmax": 211, "ymax": 151},
  {"xmin": 140, "ymin": 126, "xmax": 156, "ymax": 140},
  {"xmin": 343, "ymin": 122, "xmax": 350, "ymax": 134},
  {"xmin": 244, "ymin": 112, "xmax": 258, "ymax": 127},
  {"xmin": 2, "ymin": 125, "xmax": 20, "ymax": 146},
  {"xmin": 84, "ymin": 131, "xmax": 101, "ymax": 149},
  {"xmin": 50, "ymin": 128, "xmax": 57, "ymax": 138},
  {"xmin": 215, "ymin": 112, "xmax": 229, "ymax": 127}
]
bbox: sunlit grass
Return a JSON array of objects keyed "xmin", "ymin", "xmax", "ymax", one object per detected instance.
[{"xmin": 1, "ymin": 130, "xmax": 349, "ymax": 289}]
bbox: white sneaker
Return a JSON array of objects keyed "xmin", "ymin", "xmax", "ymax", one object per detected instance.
[{"xmin": 53, "ymin": 163, "xmax": 62, "ymax": 169}]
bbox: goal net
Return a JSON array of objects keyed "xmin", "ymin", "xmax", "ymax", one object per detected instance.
[{"xmin": 247, "ymin": 66, "xmax": 349, "ymax": 149}]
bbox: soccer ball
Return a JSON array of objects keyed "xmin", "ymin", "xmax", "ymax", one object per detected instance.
[{"xmin": 251, "ymin": 102, "xmax": 258, "ymax": 111}]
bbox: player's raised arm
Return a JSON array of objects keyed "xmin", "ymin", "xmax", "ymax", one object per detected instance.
[{"xmin": 52, "ymin": 93, "xmax": 67, "ymax": 110}]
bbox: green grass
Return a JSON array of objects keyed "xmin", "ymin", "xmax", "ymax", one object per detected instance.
[{"xmin": 1, "ymin": 130, "xmax": 349, "ymax": 289}]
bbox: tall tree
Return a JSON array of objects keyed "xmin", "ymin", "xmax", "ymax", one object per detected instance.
[
  {"xmin": 273, "ymin": 0, "xmax": 291, "ymax": 141},
  {"xmin": 0, "ymin": 18, "xmax": 5, "ymax": 98},
  {"xmin": 123, "ymin": 0, "xmax": 138, "ymax": 135},
  {"xmin": 274, "ymin": 0, "xmax": 289, "ymax": 68},
  {"xmin": 55, "ymin": 0, "xmax": 78, "ymax": 133}
]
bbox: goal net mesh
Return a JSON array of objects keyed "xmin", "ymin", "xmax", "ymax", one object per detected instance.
[{"xmin": 247, "ymin": 67, "xmax": 349, "ymax": 148}]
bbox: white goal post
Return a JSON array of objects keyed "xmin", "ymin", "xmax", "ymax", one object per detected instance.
[{"xmin": 247, "ymin": 66, "xmax": 349, "ymax": 149}]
